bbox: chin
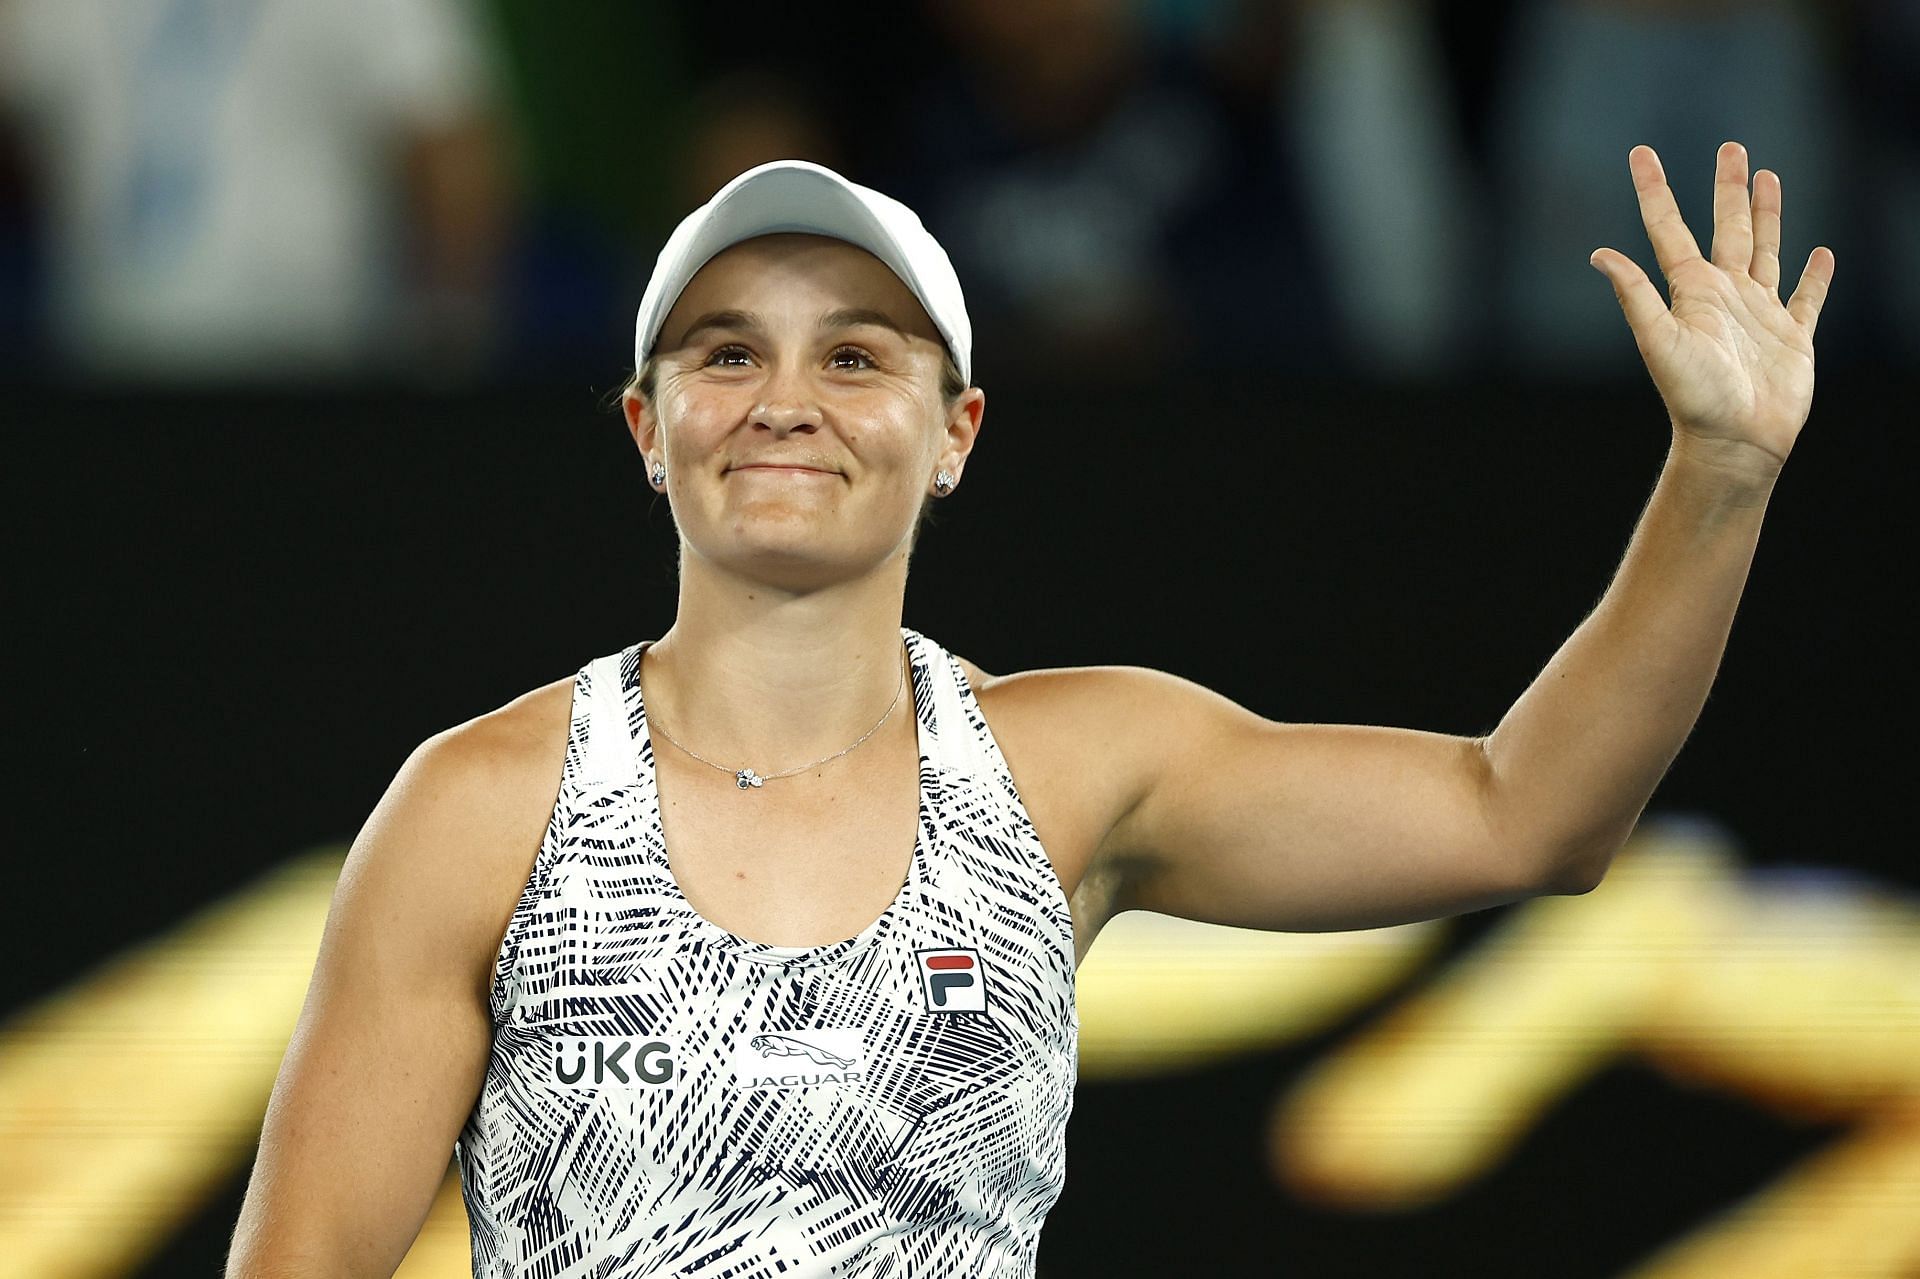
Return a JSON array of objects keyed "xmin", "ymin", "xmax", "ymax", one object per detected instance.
[{"xmin": 696, "ymin": 528, "xmax": 901, "ymax": 580}]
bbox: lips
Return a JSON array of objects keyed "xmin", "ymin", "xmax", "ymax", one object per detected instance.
[{"xmin": 732, "ymin": 464, "xmax": 835, "ymax": 474}]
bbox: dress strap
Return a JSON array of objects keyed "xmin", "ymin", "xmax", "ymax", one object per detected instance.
[
  {"xmin": 577, "ymin": 648, "xmax": 640, "ymax": 786},
  {"xmin": 904, "ymin": 626, "xmax": 990, "ymax": 782}
]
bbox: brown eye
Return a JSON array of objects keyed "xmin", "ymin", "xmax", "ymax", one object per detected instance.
[
  {"xmin": 706, "ymin": 345, "xmax": 751, "ymax": 367},
  {"xmin": 829, "ymin": 347, "xmax": 876, "ymax": 370}
]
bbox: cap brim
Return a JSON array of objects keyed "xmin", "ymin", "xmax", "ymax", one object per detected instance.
[{"xmin": 636, "ymin": 163, "xmax": 958, "ymax": 376}]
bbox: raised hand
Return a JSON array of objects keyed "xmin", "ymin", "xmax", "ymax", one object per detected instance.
[{"xmin": 1589, "ymin": 141, "xmax": 1834, "ymax": 483}]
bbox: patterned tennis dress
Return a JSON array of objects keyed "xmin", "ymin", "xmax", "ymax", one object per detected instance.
[{"xmin": 455, "ymin": 626, "xmax": 1080, "ymax": 1277}]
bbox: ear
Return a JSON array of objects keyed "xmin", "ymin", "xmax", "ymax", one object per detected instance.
[
  {"xmin": 938, "ymin": 385, "xmax": 986, "ymax": 483},
  {"xmin": 624, "ymin": 386, "xmax": 659, "ymax": 461}
]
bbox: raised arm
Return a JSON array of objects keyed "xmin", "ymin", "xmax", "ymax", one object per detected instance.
[{"xmin": 1092, "ymin": 141, "xmax": 1832, "ymax": 934}]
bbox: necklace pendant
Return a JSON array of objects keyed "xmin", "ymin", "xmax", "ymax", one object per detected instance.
[{"xmin": 735, "ymin": 768, "xmax": 764, "ymax": 790}]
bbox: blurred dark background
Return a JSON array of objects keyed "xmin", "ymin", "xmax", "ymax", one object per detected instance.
[
  {"xmin": 3, "ymin": 0, "xmax": 1914, "ymax": 1276},
  {"xmin": 3, "ymin": 0, "xmax": 1916, "ymax": 388}
]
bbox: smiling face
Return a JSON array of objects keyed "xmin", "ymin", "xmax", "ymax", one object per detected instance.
[{"xmin": 625, "ymin": 233, "xmax": 984, "ymax": 592}]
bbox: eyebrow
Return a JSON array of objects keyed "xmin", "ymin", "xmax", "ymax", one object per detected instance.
[{"xmin": 668, "ymin": 307, "xmax": 914, "ymax": 349}]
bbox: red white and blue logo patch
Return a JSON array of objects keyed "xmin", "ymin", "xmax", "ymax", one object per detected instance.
[{"xmin": 915, "ymin": 947, "xmax": 988, "ymax": 1013}]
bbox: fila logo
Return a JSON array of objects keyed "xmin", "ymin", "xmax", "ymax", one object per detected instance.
[
  {"xmin": 552, "ymin": 1037, "xmax": 676, "ymax": 1088},
  {"xmin": 916, "ymin": 947, "xmax": 988, "ymax": 1013}
]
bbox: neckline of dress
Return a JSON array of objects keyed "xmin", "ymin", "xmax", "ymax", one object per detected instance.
[{"xmin": 622, "ymin": 625, "xmax": 933, "ymax": 967}]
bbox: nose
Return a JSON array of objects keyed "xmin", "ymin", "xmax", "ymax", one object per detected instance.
[{"xmin": 751, "ymin": 363, "xmax": 822, "ymax": 435}]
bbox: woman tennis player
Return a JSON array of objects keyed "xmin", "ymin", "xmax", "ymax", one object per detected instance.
[{"xmin": 229, "ymin": 141, "xmax": 1831, "ymax": 1277}]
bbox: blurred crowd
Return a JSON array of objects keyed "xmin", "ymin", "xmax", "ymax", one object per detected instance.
[{"xmin": 0, "ymin": 0, "xmax": 1913, "ymax": 391}]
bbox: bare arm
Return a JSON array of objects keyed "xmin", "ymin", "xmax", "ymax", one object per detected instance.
[
  {"xmin": 226, "ymin": 719, "xmax": 558, "ymax": 1277},
  {"xmin": 1091, "ymin": 140, "xmax": 1832, "ymax": 933},
  {"xmin": 1083, "ymin": 447, "xmax": 1773, "ymax": 932},
  {"xmin": 1480, "ymin": 438, "xmax": 1772, "ymax": 890},
  {"xmin": 1081, "ymin": 667, "xmax": 1522, "ymax": 934},
  {"xmin": 1528, "ymin": 137, "xmax": 1833, "ymax": 884}
]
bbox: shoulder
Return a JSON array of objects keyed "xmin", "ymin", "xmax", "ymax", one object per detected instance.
[
  {"xmin": 958, "ymin": 655, "xmax": 1226, "ymax": 743},
  {"xmin": 958, "ymin": 657, "xmax": 1269, "ymax": 845},
  {"xmin": 396, "ymin": 671, "xmax": 576, "ymax": 859},
  {"xmin": 951, "ymin": 656, "xmax": 1225, "ymax": 862},
  {"xmin": 427, "ymin": 671, "xmax": 574, "ymax": 771},
  {"xmin": 951, "ymin": 652, "xmax": 996, "ymax": 694},
  {"xmin": 332, "ymin": 670, "xmax": 577, "ymax": 1006}
]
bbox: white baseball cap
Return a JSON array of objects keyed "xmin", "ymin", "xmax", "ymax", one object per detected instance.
[{"xmin": 632, "ymin": 159, "xmax": 973, "ymax": 386}]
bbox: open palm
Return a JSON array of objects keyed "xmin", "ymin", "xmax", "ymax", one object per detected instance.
[{"xmin": 1590, "ymin": 141, "xmax": 1835, "ymax": 477}]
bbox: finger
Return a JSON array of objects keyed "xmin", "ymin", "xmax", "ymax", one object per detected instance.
[
  {"xmin": 1749, "ymin": 168, "xmax": 1782, "ymax": 295},
  {"xmin": 1628, "ymin": 145, "xmax": 1704, "ymax": 282},
  {"xmin": 1710, "ymin": 140, "xmax": 1754, "ymax": 272},
  {"xmin": 1589, "ymin": 246, "xmax": 1674, "ymax": 343},
  {"xmin": 1785, "ymin": 246, "xmax": 1836, "ymax": 338}
]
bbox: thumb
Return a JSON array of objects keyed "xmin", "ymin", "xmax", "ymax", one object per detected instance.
[
  {"xmin": 1589, "ymin": 247, "xmax": 1671, "ymax": 339},
  {"xmin": 1589, "ymin": 247, "xmax": 1627, "ymax": 290}
]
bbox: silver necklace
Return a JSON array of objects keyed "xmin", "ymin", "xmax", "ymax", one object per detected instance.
[{"xmin": 645, "ymin": 643, "xmax": 908, "ymax": 791}]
